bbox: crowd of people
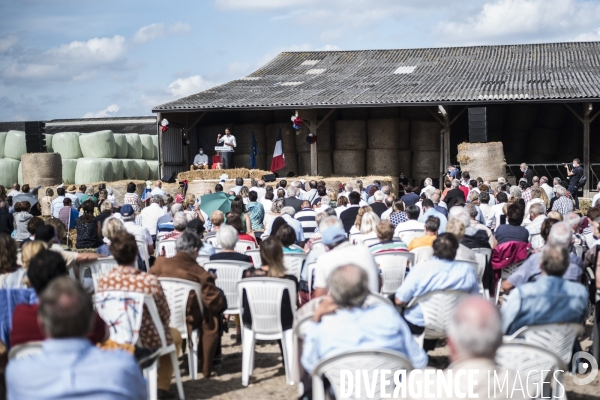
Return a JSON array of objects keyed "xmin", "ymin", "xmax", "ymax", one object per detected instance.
[{"xmin": 0, "ymin": 158, "xmax": 598, "ymax": 399}]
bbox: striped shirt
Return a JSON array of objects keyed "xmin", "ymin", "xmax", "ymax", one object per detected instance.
[
  {"xmin": 295, "ymin": 207, "xmax": 317, "ymax": 239},
  {"xmin": 368, "ymin": 240, "xmax": 408, "ymax": 255},
  {"xmin": 551, "ymin": 196, "xmax": 573, "ymax": 217}
]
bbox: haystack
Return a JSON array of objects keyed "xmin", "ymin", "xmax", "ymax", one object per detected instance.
[
  {"xmin": 456, "ymin": 142, "xmax": 506, "ymax": 182},
  {"xmin": 21, "ymin": 153, "xmax": 62, "ymax": 187}
]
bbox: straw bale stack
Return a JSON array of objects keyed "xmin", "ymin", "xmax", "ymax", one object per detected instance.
[
  {"xmin": 412, "ymin": 150, "xmax": 440, "ymax": 184},
  {"xmin": 367, "ymin": 119, "xmax": 409, "ymax": 149},
  {"xmin": 334, "ymin": 120, "xmax": 367, "ymax": 150},
  {"xmin": 333, "ymin": 150, "xmax": 365, "ymax": 176},
  {"xmin": 456, "ymin": 142, "xmax": 506, "ymax": 182},
  {"xmin": 232, "ymin": 123, "xmax": 266, "ymax": 153},
  {"xmin": 398, "ymin": 150, "xmax": 412, "ymax": 178},
  {"xmin": 21, "ymin": 153, "xmax": 62, "ymax": 187},
  {"xmin": 410, "ymin": 121, "xmax": 441, "ymax": 151},
  {"xmin": 298, "ymin": 152, "xmax": 333, "ymax": 176},
  {"xmin": 366, "ymin": 149, "xmax": 399, "ymax": 176}
]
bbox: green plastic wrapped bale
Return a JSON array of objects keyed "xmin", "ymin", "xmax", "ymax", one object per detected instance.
[
  {"xmin": 0, "ymin": 159, "xmax": 20, "ymax": 187},
  {"xmin": 151, "ymin": 135, "xmax": 158, "ymax": 160},
  {"xmin": 79, "ymin": 130, "xmax": 116, "ymax": 158},
  {"xmin": 131, "ymin": 159, "xmax": 149, "ymax": 181},
  {"xmin": 45, "ymin": 134, "xmax": 53, "ymax": 152},
  {"xmin": 139, "ymin": 134, "xmax": 155, "ymax": 160},
  {"xmin": 124, "ymin": 134, "xmax": 142, "ymax": 159},
  {"xmin": 114, "ymin": 134, "xmax": 128, "ymax": 158},
  {"xmin": 75, "ymin": 158, "xmax": 114, "ymax": 185},
  {"xmin": 5, "ymin": 130, "xmax": 27, "ymax": 160},
  {"xmin": 62, "ymin": 159, "xmax": 78, "ymax": 184},
  {"xmin": 53, "ymin": 132, "xmax": 83, "ymax": 159},
  {"xmin": 121, "ymin": 160, "xmax": 135, "ymax": 179},
  {"xmin": 147, "ymin": 160, "xmax": 159, "ymax": 180},
  {"xmin": 17, "ymin": 162, "xmax": 23, "ymax": 185},
  {"xmin": 0, "ymin": 132, "xmax": 7, "ymax": 158},
  {"xmin": 109, "ymin": 159, "xmax": 124, "ymax": 180}
]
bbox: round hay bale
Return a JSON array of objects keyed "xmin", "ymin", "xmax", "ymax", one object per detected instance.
[
  {"xmin": 527, "ymin": 128, "xmax": 559, "ymax": 155},
  {"xmin": 239, "ymin": 110, "xmax": 273, "ymax": 124},
  {"xmin": 366, "ymin": 149, "xmax": 399, "ymax": 176},
  {"xmin": 53, "ymin": 132, "xmax": 83, "ymax": 159},
  {"xmin": 411, "ymin": 150, "xmax": 440, "ymax": 182},
  {"xmin": 536, "ymin": 104, "xmax": 566, "ymax": 130},
  {"xmin": 147, "ymin": 160, "xmax": 159, "ymax": 180},
  {"xmin": 339, "ymin": 108, "xmax": 369, "ymax": 120},
  {"xmin": 334, "ymin": 120, "xmax": 367, "ymax": 150},
  {"xmin": 0, "ymin": 132, "xmax": 7, "ymax": 158},
  {"xmin": 151, "ymin": 135, "xmax": 158, "ymax": 160},
  {"xmin": 266, "ymin": 152, "xmax": 298, "ymax": 177},
  {"xmin": 231, "ymin": 124, "xmax": 266, "ymax": 153},
  {"xmin": 44, "ymin": 134, "xmax": 53, "ymax": 153},
  {"xmin": 367, "ymin": 119, "xmax": 409, "ymax": 149},
  {"xmin": 62, "ymin": 159, "xmax": 77, "ymax": 185},
  {"xmin": 369, "ymin": 107, "xmax": 400, "ymax": 119},
  {"xmin": 0, "ymin": 159, "xmax": 20, "ymax": 187},
  {"xmin": 113, "ymin": 134, "xmax": 129, "ymax": 158},
  {"xmin": 456, "ymin": 142, "xmax": 506, "ymax": 182},
  {"xmin": 296, "ymin": 121, "xmax": 332, "ymax": 152},
  {"xmin": 398, "ymin": 150, "xmax": 412, "ymax": 177},
  {"xmin": 124, "ymin": 134, "xmax": 142, "ymax": 159},
  {"xmin": 297, "ymin": 151, "xmax": 333, "ymax": 176},
  {"xmin": 506, "ymin": 104, "xmax": 538, "ymax": 130},
  {"xmin": 79, "ymin": 130, "xmax": 117, "ymax": 158},
  {"xmin": 410, "ymin": 121, "xmax": 441, "ymax": 151},
  {"xmin": 5, "ymin": 130, "xmax": 27, "ymax": 160},
  {"xmin": 109, "ymin": 159, "xmax": 124, "ymax": 181},
  {"xmin": 21, "ymin": 153, "xmax": 62, "ymax": 187},
  {"xmin": 266, "ymin": 124, "xmax": 297, "ymax": 153},
  {"xmin": 139, "ymin": 134, "xmax": 155, "ymax": 160},
  {"xmin": 333, "ymin": 150, "xmax": 365, "ymax": 176},
  {"xmin": 232, "ymin": 153, "xmax": 266, "ymax": 170},
  {"xmin": 75, "ymin": 158, "xmax": 114, "ymax": 185}
]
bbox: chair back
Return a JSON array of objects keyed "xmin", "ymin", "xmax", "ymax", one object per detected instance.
[
  {"xmin": 348, "ymin": 232, "xmax": 361, "ymax": 244},
  {"xmin": 407, "ymin": 290, "xmax": 468, "ymax": 340},
  {"xmin": 245, "ymin": 249, "xmax": 262, "ymax": 267},
  {"xmin": 470, "ymin": 247, "xmax": 492, "ymax": 261},
  {"xmin": 158, "ymin": 278, "xmax": 203, "ymax": 339},
  {"xmin": 156, "ymin": 239, "xmax": 177, "ymax": 258},
  {"xmin": 398, "ymin": 230, "xmax": 424, "ymax": 246},
  {"xmin": 205, "ymin": 261, "xmax": 252, "ymax": 314},
  {"xmin": 237, "ymin": 278, "xmax": 297, "ymax": 338},
  {"xmin": 361, "ymin": 238, "xmax": 379, "ymax": 247},
  {"xmin": 283, "ymin": 253, "xmax": 306, "ymax": 281},
  {"xmin": 410, "ymin": 246, "xmax": 434, "ymax": 264},
  {"xmin": 470, "ymin": 253, "xmax": 487, "ymax": 298},
  {"xmin": 235, "ymin": 240, "xmax": 256, "ymax": 254},
  {"xmin": 205, "ymin": 236, "xmax": 219, "ymax": 247},
  {"xmin": 79, "ymin": 258, "xmax": 119, "ymax": 292},
  {"xmin": 136, "ymin": 239, "xmax": 150, "ymax": 271},
  {"xmin": 504, "ymin": 323, "xmax": 584, "ymax": 364},
  {"xmin": 375, "ymin": 252, "xmax": 414, "ymax": 295},
  {"xmin": 501, "ymin": 260, "xmax": 524, "ymax": 279},
  {"xmin": 307, "ymin": 262, "xmax": 317, "ymax": 297},
  {"xmin": 311, "ymin": 241, "xmax": 326, "ymax": 253},
  {"xmin": 93, "ymin": 291, "xmax": 146, "ymax": 345},
  {"xmin": 312, "ymin": 349, "xmax": 413, "ymax": 400},
  {"xmin": 9, "ymin": 341, "xmax": 43, "ymax": 360},
  {"xmin": 196, "ymin": 253, "xmax": 211, "ymax": 266}
]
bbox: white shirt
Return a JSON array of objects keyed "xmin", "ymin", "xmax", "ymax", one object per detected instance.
[
  {"xmin": 592, "ymin": 192, "xmax": 600, "ymax": 207},
  {"xmin": 250, "ymin": 187, "xmax": 266, "ymax": 201},
  {"xmin": 479, "ymin": 203, "xmax": 493, "ymax": 224},
  {"xmin": 420, "ymin": 185, "xmax": 434, "ymax": 196},
  {"xmin": 51, "ymin": 196, "xmax": 65, "ymax": 218},
  {"xmin": 7, "ymin": 190, "xmax": 20, "ymax": 197},
  {"xmin": 139, "ymin": 203, "xmax": 166, "ymax": 236},
  {"xmin": 541, "ymin": 183, "xmax": 555, "ymax": 200},
  {"xmin": 526, "ymin": 215, "xmax": 547, "ymax": 250},
  {"xmin": 193, "ymin": 153, "xmax": 209, "ymax": 166},
  {"xmin": 394, "ymin": 220, "xmax": 425, "ymax": 238},
  {"xmin": 260, "ymin": 198, "xmax": 273, "ymax": 212},
  {"xmin": 218, "ymin": 134, "xmax": 236, "ymax": 150},
  {"xmin": 381, "ymin": 207, "xmax": 393, "ymax": 221},
  {"xmin": 64, "ymin": 193, "xmax": 80, "ymax": 210},
  {"xmin": 334, "ymin": 205, "xmax": 348, "ymax": 217},
  {"xmin": 124, "ymin": 221, "xmax": 153, "ymax": 246},
  {"xmin": 302, "ymin": 189, "xmax": 318, "ymax": 203},
  {"xmin": 150, "ymin": 187, "xmax": 166, "ymax": 197},
  {"xmin": 487, "ymin": 202, "xmax": 506, "ymax": 230},
  {"xmin": 314, "ymin": 241, "xmax": 379, "ymax": 293}
]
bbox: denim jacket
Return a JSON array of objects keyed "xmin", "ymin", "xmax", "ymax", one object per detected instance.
[{"xmin": 501, "ymin": 275, "xmax": 588, "ymax": 335}]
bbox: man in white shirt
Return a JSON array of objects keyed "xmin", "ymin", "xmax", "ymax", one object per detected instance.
[
  {"xmin": 191, "ymin": 147, "xmax": 209, "ymax": 170},
  {"xmin": 380, "ymin": 195, "xmax": 394, "ymax": 220},
  {"xmin": 216, "ymin": 128, "xmax": 236, "ymax": 169},
  {"xmin": 150, "ymin": 181, "xmax": 166, "ymax": 197},
  {"xmin": 51, "ymin": 187, "xmax": 66, "ymax": 218},
  {"xmin": 7, "ymin": 183, "xmax": 20, "ymax": 198},
  {"xmin": 140, "ymin": 195, "xmax": 166, "ymax": 238},
  {"xmin": 420, "ymin": 177, "xmax": 435, "ymax": 196},
  {"xmin": 249, "ymin": 179, "xmax": 267, "ymax": 201},
  {"xmin": 394, "ymin": 205, "xmax": 425, "ymax": 240},
  {"xmin": 487, "ymin": 192, "xmax": 508, "ymax": 230},
  {"xmin": 540, "ymin": 176, "xmax": 555, "ymax": 200},
  {"xmin": 526, "ymin": 203, "xmax": 547, "ymax": 250},
  {"xmin": 302, "ymin": 180, "xmax": 318, "ymax": 203},
  {"xmin": 120, "ymin": 205, "xmax": 154, "ymax": 255}
]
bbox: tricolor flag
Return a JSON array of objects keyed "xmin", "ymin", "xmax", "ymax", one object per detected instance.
[{"xmin": 270, "ymin": 128, "xmax": 285, "ymax": 172}]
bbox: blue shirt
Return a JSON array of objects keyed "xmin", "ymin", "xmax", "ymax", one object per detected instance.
[
  {"xmin": 395, "ymin": 258, "xmax": 480, "ymax": 326},
  {"xmin": 282, "ymin": 214, "xmax": 305, "ymax": 244},
  {"xmin": 301, "ymin": 303, "xmax": 427, "ymax": 373},
  {"xmin": 418, "ymin": 208, "xmax": 448, "ymax": 233},
  {"xmin": 501, "ymin": 275, "xmax": 588, "ymax": 335},
  {"xmin": 7, "ymin": 338, "xmax": 147, "ymax": 400},
  {"xmin": 507, "ymin": 251, "xmax": 582, "ymax": 286}
]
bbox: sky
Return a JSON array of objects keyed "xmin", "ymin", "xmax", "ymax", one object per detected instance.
[{"xmin": 1, "ymin": 0, "xmax": 600, "ymax": 121}]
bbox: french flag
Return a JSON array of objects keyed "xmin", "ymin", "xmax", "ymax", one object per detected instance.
[{"xmin": 270, "ymin": 128, "xmax": 285, "ymax": 172}]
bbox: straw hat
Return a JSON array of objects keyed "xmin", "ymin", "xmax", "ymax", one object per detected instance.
[{"xmin": 66, "ymin": 184, "xmax": 77, "ymax": 193}]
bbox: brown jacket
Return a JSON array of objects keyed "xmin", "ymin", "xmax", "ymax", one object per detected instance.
[{"xmin": 150, "ymin": 252, "xmax": 224, "ymax": 378}]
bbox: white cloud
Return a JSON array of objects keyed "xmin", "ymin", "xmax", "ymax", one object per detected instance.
[
  {"xmin": 167, "ymin": 75, "xmax": 215, "ymax": 97},
  {"xmin": 0, "ymin": 35, "xmax": 18, "ymax": 54},
  {"xmin": 215, "ymin": 0, "xmax": 311, "ymax": 10},
  {"xmin": 83, "ymin": 104, "xmax": 120, "ymax": 118},
  {"xmin": 575, "ymin": 27, "xmax": 600, "ymax": 41},
  {"xmin": 132, "ymin": 22, "xmax": 192, "ymax": 44}
]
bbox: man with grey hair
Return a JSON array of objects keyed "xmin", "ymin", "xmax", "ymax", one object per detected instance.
[
  {"xmin": 140, "ymin": 194, "xmax": 166, "ymax": 238},
  {"xmin": 209, "ymin": 225, "xmax": 252, "ymax": 263},
  {"xmin": 380, "ymin": 195, "xmax": 395, "ymax": 221},
  {"xmin": 565, "ymin": 212, "xmax": 588, "ymax": 255},
  {"xmin": 502, "ymin": 222, "xmax": 583, "ymax": 294},
  {"xmin": 150, "ymin": 180, "xmax": 166, "ymax": 197},
  {"xmin": 420, "ymin": 177, "xmax": 434, "ymax": 195},
  {"xmin": 431, "ymin": 192, "xmax": 448, "ymax": 217},
  {"xmin": 280, "ymin": 206, "xmax": 305, "ymax": 245},
  {"xmin": 283, "ymin": 186, "xmax": 303, "ymax": 212},
  {"xmin": 444, "ymin": 179, "xmax": 465, "ymax": 209},
  {"xmin": 338, "ymin": 182, "xmax": 354, "ymax": 199},
  {"xmin": 301, "ymin": 264, "xmax": 427, "ymax": 374},
  {"xmin": 463, "ymin": 203, "xmax": 495, "ymax": 249},
  {"xmin": 551, "ymin": 185, "xmax": 573, "ymax": 216},
  {"xmin": 160, "ymin": 212, "xmax": 187, "ymax": 242},
  {"xmin": 249, "ymin": 179, "xmax": 266, "ymax": 201},
  {"xmin": 526, "ymin": 202, "xmax": 546, "ymax": 250},
  {"xmin": 369, "ymin": 190, "xmax": 387, "ymax": 218},
  {"xmin": 540, "ymin": 176, "xmax": 554, "ymax": 200},
  {"xmin": 502, "ymin": 245, "xmax": 587, "ymax": 334}
]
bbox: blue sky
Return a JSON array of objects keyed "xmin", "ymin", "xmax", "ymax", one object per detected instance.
[{"xmin": 1, "ymin": 0, "xmax": 600, "ymax": 121}]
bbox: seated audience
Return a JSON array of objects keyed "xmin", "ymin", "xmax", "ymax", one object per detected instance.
[
  {"xmin": 462, "ymin": 203, "xmax": 494, "ymax": 249},
  {"xmin": 276, "ymin": 224, "xmax": 304, "ymax": 253},
  {"xmin": 394, "ymin": 205, "xmax": 425, "ymax": 241},
  {"xmin": 246, "ymin": 191, "xmax": 265, "ymax": 231},
  {"xmin": 408, "ymin": 216, "xmax": 440, "ymax": 251},
  {"xmin": 96, "ymin": 217, "xmax": 126, "ymax": 256},
  {"xmin": 388, "ymin": 200, "xmax": 408, "ymax": 228},
  {"xmin": 494, "ymin": 203, "xmax": 529, "ymax": 244},
  {"xmin": 141, "ymin": 195, "xmax": 166, "ymax": 239},
  {"xmin": 186, "ymin": 219, "xmax": 215, "ymax": 256},
  {"xmin": 368, "ymin": 220, "xmax": 408, "ymax": 254},
  {"xmin": 445, "ymin": 218, "xmax": 477, "ymax": 263},
  {"xmin": 123, "ymin": 182, "xmax": 141, "ymax": 212},
  {"xmin": 551, "ymin": 185, "xmax": 573, "ymax": 217},
  {"xmin": 13, "ymin": 201, "xmax": 33, "ymax": 241},
  {"xmin": 160, "ymin": 212, "xmax": 187, "ymax": 242},
  {"xmin": 418, "ymin": 199, "xmax": 447, "ymax": 233},
  {"xmin": 227, "ymin": 213, "xmax": 257, "ymax": 245},
  {"xmin": 204, "ymin": 210, "xmax": 224, "ymax": 241},
  {"xmin": 156, "ymin": 203, "xmax": 183, "ymax": 233},
  {"xmin": 75, "ymin": 200, "xmax": 101, "ymax": 249},
  {"xmin": 209, "ymin": 225, "xmax": 252, "ymax": 263},
  {"xmin": 525, "ymin": 203, "xmax": 547, "ymax": 250}
]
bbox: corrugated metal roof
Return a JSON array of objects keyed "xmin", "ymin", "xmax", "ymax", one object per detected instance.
[
  {"xmin": 45, "ymin": 116, "xmax": 157, "ymax": 135},
  {"xmin": 153, "ymin": 42, "xmax": 600, "ymax": 112}
]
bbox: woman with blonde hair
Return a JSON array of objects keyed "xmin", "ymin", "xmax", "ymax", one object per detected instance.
[
  {"xmin": 349, "ymin": 206, "xmax": 373, "ymax": 234},
  {"xmin": 264, "ymin": 198, "xmax": 285, "ymax": 235},
  {"xmin": 97, "ymin": 217, "xmax": 126, "ymax": 256},
  {"xmin": 334, "ymin": 196, "xmax": 348, "ymax": 217},
  {"xmin": 21, "ymin": 241, "xmax": 48, "ymax": 270},
  {"xmin": 239, "ymin": 186, "xmax": 250, "ymax": 205},
  {"xmin": 359, "ymin": 211, "xmax": 381, "ymax": 241}
]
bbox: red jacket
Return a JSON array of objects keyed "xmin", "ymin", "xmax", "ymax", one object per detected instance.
[{"xmin": 491, "ymin": 241, "xmax": 530, "ymax": 270}]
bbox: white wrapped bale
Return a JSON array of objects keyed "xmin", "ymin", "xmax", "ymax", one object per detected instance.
[
  {"xmin": 114, "ymin": 134, "xmax": 129, "ymax": 158},
  {"xmin": 0, "ymin": 132, "xmax": 6, "ymax": 158},
  {"xmin": 139, "ymin": 135, "xmax": 155, "ymax": 160},
  {"xmin": 124, "ymin": 134, "xmax": 142, "ymax": 159},
  {"xmin": 79, "ymin": 130, "xmax": 117, "ymax": 158},
  {"xmin": 147, "ymin": 160, "xmax": 159, "ymax": 180},
  {"xmin": 17, "ymin": 162, "xmax": 23, "ymax": 185},
  {"xmin": 45, "ymin": 134, "xmax": 53, "ymax": 152},
  {"xmin": 151, "ymin": 135, "xmax": 158, "ymax": 160},
  {"xmin": 121, "ymin": 160, "xmax": 136, "ymax": 179},
  {"xmin": 75, "ymin": 158, "xmax": 114, "ymax": 185},
  {"xmin": 5, "ymin": 130, "xmax": 27, "ymax": 160},
  {"xmin": 53, "ymin": 132, "xmax": 83, "ymax": 159},
  {"xmin": 62, "ymin": 159, "xmax": 77, "ymax": 184},
  {"xmin": 0, "ymin": 159, "xmax": 20, "ymax": 187},
  {"xmin": 109, "ymin": 159, "xmax": 124, "ymax": 181},
  {"xmin": 131, "ymin": 159, "xmax": 149, "ymax": 181}
]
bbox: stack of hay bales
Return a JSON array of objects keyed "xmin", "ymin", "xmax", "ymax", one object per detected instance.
[
  {"xmin": 0, "ymin": 130, "xmax": 25, "ymax": 186},
  {"xmin": 53, "ymin": 131, "xmax": 83, "ymax": 184},
  {"xmin": 231, "ymin": 123, "xmax": 267, "ymax": 170},
  {"xmin": 266, "ymin": 124, "xmax": 298, "ymax": 176},
  {"xmin": 456, "ymin": 142, "xmax": 506, "ymax": 182},
  {"xmin": 297, "ymin": 120, "xmax": 333, "ymax": 176},
  {"xmin": 21, "ymin": 153, "xmax": 62, "ymax": 187},
  {"xmin": 410, "ymin": 121, "xmax": 441, "ymax": 185},
  {"xmin": 333, "ymin": 119, "xmax": 366, "ymax": 176},
  {"xmin": 366, "ymin": 118, "xmax": 409, "ymax": 176}
]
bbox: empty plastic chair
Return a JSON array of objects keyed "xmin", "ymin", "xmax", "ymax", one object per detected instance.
[
  {"xmin": 375, "ymin": 252, "xmax": 414, "ymax": 295},
  {"xmin": 283, "ymin": 253, "xmax": 307, "ymax": 281},
  {"xmin": 204, "ymin": 261, "xmax": 252, "ymax": 315}
]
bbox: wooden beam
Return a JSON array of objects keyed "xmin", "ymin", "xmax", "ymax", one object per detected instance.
[
  {"xmin": 583, "ymin": 103, "xmax": 591, "ymax": 197},
  {"xmin": 425, "ymin": 107, "xmax": 445, "ymax": 126},
  {"xmin": 316, "ymin": 108, "xmax": 336, "ymax": 129},
  {"xmin": 564, "ymin": 103, "xmax": 584, "ymax": 123},
  {"xmin": 590, "ymin": 108, "xmax": 600, "ymax": 123},
  {"xmin": 157, "ymin": 112, "xmax": 163, "ymax": 178},
  {"xmin": 184, "ymin": 112, "xmax": 207, "ymax": 134}
]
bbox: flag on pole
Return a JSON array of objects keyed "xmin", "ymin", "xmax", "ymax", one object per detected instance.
[
  {"xmin": 249, "ymin": 127, "xmax": 259, "ymax": 169},
  {"xmin": 270, "ymin": 128, "xmax": 285, "ymax": 172}
]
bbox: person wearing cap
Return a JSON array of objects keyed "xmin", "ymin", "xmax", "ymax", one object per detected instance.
[
  {"xmin": 312, "ymin": 224, "xmax": 380, "ymax": 298},
  {"xmin": 120, "ymin": 204, "xmax": 154, "ymax": 259},
  {"xmin": 65, "ymin": 185, "xmax": 81, "ymax": 210}
]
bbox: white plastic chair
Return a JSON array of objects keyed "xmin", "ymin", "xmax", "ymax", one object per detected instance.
[
  {"xmin": 406, "ymin": 290, "xmax": 469, "ymax": 347},
  {"xmin": 312, "ymin": 349, "xmax": 413, "ymax": 400},
  {"xmin": 283, "ymin": 253, "xmax": 306, "ymax": 281},
  {"xmin": 204, "ymin": 260, "xmax": 252, "ymax": 315},
  {"xmin": 156, "ymin": 239, "xmax": 177, "ymax": 258},
  {"xmin": 397, "ymin": 229, "xmax": 424, "ymax": 246},
  {"xmin": 348, "ymin": 232, "xmax": 362, "ymax": 244},
  {"xmin": 205, "ymin": 236, "xmax": 219, "ymax": 247},
  {"xmin": 410, "ymin": 246, "xmax": 434, "ymax": 264},
  {"xmin": 496, "ymin": 343, "xmax": 567, "ymax": 400},
  {"xmin": 136, "ymin": 239, "xmax": 151, "ymax": 271},
  {"xmin": 195, "ymin": 253, "xmax": 210, "ymax": 266},
  {"xmin": 93, "ymin": 291, "xmax": 185, "ymax": 400},
  {"xmin": 470, "ymin": 254, "xmax": 488, "ymax": 299},
  {"xmin": 78, "ymin": 257, "xmax": 119, "ymax": 293},
  {"xmin": 237, "ymin": 278, "xmax": 297, "ymax": 386},
  {"xmin": 235, "ymin": 239, "xmax": 256, "ymax": 254},
  {"xmin": 375, "ymin": 252, "xmax": 414, "ymax": 295},
  {"xmin": 361, "ymin": 237, "xmax": 379, "ymax": 247},
  {"xmin": 306, "ymin": 262, "xmax": 317, "ymax": 299},
  {"xmin": 8, "ymin": 341, "xmax": 43, "ymax": 360},
  {"xmin": 159, "ymin": 278, "xmax": 203, "ymax": 380},
  {"xmin": 470, "ymin": 247, "xmax": 492, "ymax": 261},
  {"xmin": 245, "ymin": 249, "xmax": 262, "ymax": 267},
  {"xmin": 495, "ymin": 261, "xmax": 524, "ymax": 304}
]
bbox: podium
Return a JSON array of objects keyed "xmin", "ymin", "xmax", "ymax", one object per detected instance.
[{"xmin": 215, "ymin": 146, "xmax": 233, "ymax": 152}]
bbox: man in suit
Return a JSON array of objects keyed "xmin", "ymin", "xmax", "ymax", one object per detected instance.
[
  {"xmin": 283, "ymin": 187, "xmax": 303, "ymax": 212},
  {"xmin": 444, "ymin": 179, "xmax": 466, "ymax": 209},
  {"xmin": 340, "ymin": 191, "xmax": 361, "ymax": 233},
  {"xmin": 520, "ymin": 163, "xmax": 535, "ymax": 187}
]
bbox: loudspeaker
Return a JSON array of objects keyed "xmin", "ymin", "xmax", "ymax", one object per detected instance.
[
  {"xmin": 468, "ymin": 107, "xmax": 487, "ymax": 142},
  {"xmin": 262, "ymin": 173, "xmax": 276, "ymax": 182},
  {"xmin": 161, "ymin": 173, "xmax": 176, "ymax": 183},
  {"xmin": 24, "ymin": 121, "xmax": 46, "ymax": 153}
]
